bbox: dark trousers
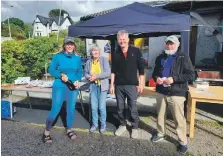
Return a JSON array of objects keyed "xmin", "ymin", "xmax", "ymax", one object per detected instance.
[{"xmin": 115, "ymin": 85, "xmax": 139, "ymax": 128}]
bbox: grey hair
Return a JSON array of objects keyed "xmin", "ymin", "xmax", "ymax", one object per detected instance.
[
  {"xmin": 117, "ymin": 30, "xmax": 129, "ymax": 39},
  {"xmin": 89, "ymin": 43, "xmax": 101, "ymax": 56}
]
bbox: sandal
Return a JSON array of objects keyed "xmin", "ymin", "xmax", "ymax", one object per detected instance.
[
  {"xmin": 67, "ymin": 130, "xmax": 77, "ymax": 140},
  {"xmin": 42, "ymin": 133, "xmax": 52, "ymax": 143}
]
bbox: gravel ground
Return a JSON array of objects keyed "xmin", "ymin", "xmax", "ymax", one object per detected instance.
[
  {"xmin": 140, "ymin": 116, "xmax": 223, "ymax": 156},
  {"xmin": 2, "ymin": 120, "xmax": 184, "ymax": 156},
  {"xmin": 2, "ymin": 94, "xmax": 223, "ymax": 156}
]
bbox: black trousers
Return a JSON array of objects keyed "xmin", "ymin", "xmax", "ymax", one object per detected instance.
[{"xmin": 115, "ymin": 85, "xmax": 139, "ymax": 128}]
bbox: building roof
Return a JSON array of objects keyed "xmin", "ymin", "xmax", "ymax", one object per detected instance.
[
  {"xmin": 36, "ymin": 15, "xmax": 52, "ymax": 25},
  {"xmin": 80, "ymin": 7, "xmax": 121, "ymax": 21},
  {"xmin": 36, "ymin": 15, "xmax": 73, "ymax": 26},
  {"xmin": 162, "ymin": 1, "xmax": 223, "ymax": 13},
  {"xmin": 79, "ymin": 1, "xmax": 223, "ymax": 22}
]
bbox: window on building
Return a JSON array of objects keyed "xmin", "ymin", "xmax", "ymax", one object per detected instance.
[
  {"xmin": 37, "ymin": 32, "xmax": 39, "ymax": 36},
  {"xmin": 40, "ymin": 33, "xmax": 41, "ymax": 36},
  {"xmin": 93, "ymin": 39, "xmax": 96, "ymax": 43},
  {"xmin": 37, "ymin": 27, "xmax": 38, "ymax": 29}
]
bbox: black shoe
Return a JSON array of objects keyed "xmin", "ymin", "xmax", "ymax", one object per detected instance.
[
  {"xmin": 42, "ymin": 133, "xmax": 52, "ymax": 143},
  {"xmin": 151, "ymin": 135, "xmax": 164, "ymax": 142},
  {"xmin": 178, "ymin": 144, "xmax": 188, "ymax": 154}
]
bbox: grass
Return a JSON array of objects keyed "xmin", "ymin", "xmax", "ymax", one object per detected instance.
[
  {"xmin": 28, "ymin": 122, "xmax": 114, "ymax": 136},
  {"xmin": 139, "ymin": 116, "xmax": 153, "ymax": 124},
  {"xmin": 196, "ymin": 120, "xmax": 222, "ymax": 128}
]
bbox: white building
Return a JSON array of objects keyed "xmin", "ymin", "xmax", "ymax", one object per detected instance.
[{"xmin": 32, "ymin": 13, "xmax": 72, "ymax": 37}]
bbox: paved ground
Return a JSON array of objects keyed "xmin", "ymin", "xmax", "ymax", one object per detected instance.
[{"xmin": 2, "ymin": 120, "xmax": 183, "ymax": 156}]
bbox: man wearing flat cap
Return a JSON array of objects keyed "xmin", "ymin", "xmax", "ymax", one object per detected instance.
[{"xmin": 151, "ymin": 35, "xmax": 194, "ymax": 154}]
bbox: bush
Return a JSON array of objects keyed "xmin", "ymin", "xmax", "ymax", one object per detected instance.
[
  {"xmin": 1, "ymin": 36, "xmax": 86, "ymax": 83},
  {"xmin": 1, "ymin": 40, "xmax": 26, "ymax": 83},
  {"xmin": 17, "ymin": 35, "xmax": 26, "ymax": 40},
  {"xmin": 1, "ymin": 37, "xmax": 63, "ymax": 83}
]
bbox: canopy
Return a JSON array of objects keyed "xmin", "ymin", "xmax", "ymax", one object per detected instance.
[
  {"xmin": 68, "ymin": 2, "xmax": 190, "ymax": 37},
  {"xmin": 68, "ymin": 2, "xmax": 191, "ymax": 54}
]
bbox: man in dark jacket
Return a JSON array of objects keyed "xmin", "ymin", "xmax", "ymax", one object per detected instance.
[
  {"xmin": 110, "ymin": 30, "xmax": 144, "ymax": 139},
  {"xmin": 151, "ymin": 35, "xmax": 194, "ymax": 154}
]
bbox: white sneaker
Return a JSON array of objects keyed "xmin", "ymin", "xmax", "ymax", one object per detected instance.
[
  {"xmin": 114, "ymin": 125, "xmax": 127, "ymax": 136},
  {"xmin": 131, "ymin": 129, "xmax": 138, "ymax": 139}
]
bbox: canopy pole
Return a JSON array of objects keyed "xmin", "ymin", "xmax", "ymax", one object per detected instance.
[
  {"xmin": 181, "ymin": 31, "xmax": 191, "ymax": 56},
  {"xmin": 110, "ymin": 37, "xmax": 116, "ymax": 66}
]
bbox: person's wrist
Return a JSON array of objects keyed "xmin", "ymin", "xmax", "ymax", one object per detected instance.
[{"xmin": 139, "ymin": 83, "xmax": 144, "ymax": 86}]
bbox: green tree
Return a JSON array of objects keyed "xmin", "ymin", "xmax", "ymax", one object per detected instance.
[
  {"xmin": 4, "ymin": 17, "xmax": 25, "ymax": 30},
  {"xmin": 59, "ymin": 30, "xmax": 68, "ymax": 38},
  {"xmin": 48, "ymin": 9, "xmax": 69, "ymax": 18},
  {"xmin": 74, "ymin": 38, "xmax": 85, "ymax": 56},
  {"xmin": 1, "ymin": 23, "xmax": 24, "ymax": 37},
  {"xmin": 23, "ymin": 23, "xmax": 33, "ymax": 38}
]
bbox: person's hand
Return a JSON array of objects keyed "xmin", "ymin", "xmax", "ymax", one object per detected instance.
[
  {"xmin": 89, "ymin": 74, "xmax": 97, "ymax": 82},
  {"xmin": 137, "ymin": 85, "xmax": 143, "ymax": 94},
  {"xmin": 73, "ymin": 81, "xmax": 79, "ymax": 88},
  {"xmin": 156, "ymin": 77, "xmax": 163, "ymax": 85},
  {"xmin": 61, "ymin": 74, "xmax": 68, "ymax": 82},
  {"xmin": 110, "ymin": 85, "xmax": 115, "ymax": 95},
  {"xmin": 163, "ymin": 77, "xmax": 174, "ymax": 85}
]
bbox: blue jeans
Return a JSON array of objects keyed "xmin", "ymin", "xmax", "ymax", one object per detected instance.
[
  {"xmin": 90, "ymin": 83, "xmax": 107, "ymax": 127},
  {"xmin": 45, "ymin": 87, "xmax": 79, "ymax": 131}
]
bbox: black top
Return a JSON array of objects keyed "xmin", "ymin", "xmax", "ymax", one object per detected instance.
[
  {"xmin": 111, "ymin": 46, "xmax": 144, "ymax": 85},
  {"xmin": 152, "ymin": 51, "xmax": 195, "ymax": 96}
]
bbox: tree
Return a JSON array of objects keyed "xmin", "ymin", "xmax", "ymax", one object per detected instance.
[
  {"xmin": 4, "ymin": 17, "xmax": 25, "ymax": 30},
  {"xmin": 59, "ymin": 30, "xmax": 68, "ymax": 38},
  {"xmin": 74, "ymin": 38, "xmax": 85, "ymax": 57},
  {"xmin": 23, "ymin": 23, "xmax": 33, "ymax": 38},
  {"xmin": 1, "ymin": 23, "xmax": 24, "ymax": 37},
  {"xmin": 48, "ymin": 9, "xmax": 69, "ymax": 18}
]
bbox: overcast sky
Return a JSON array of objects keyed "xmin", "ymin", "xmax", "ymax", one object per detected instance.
[{"xmin": 1, "ymin": 0, "xmax": 150, "ymax": 23}]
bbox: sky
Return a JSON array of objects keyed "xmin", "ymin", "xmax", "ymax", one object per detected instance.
[{"xmin": 1, "ymin": 0, "xmax": 150, "ymax": 23}]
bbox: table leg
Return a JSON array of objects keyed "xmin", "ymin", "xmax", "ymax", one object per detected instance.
[
  {"xmin": 26, "ymin": 92, "xmax": 32, "ymax": 109},
  {"xmin": 189, "ymin": 99, "xmax": 196, "ymax": 138},
  {"xmin": 78, "ymin": 91, "xmax": 85, "ymax": 116},
  {"xmin": 187, "ymin": 96, "xmax": 192, "ymax": 122},
  {"xmin": 89, "ymin": 96, "xmax": 91, "ymax": 122},
  {"xmin": 9, "ymin": 91, "xmax": 13, "ymax": 119}
]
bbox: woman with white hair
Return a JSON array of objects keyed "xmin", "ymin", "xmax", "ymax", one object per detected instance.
[{"xmin": 85, "ymin": 44, "xmax": 111, "ymax": 134}]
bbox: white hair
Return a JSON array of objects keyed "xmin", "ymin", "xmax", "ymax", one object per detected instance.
[
  {"xmin": 89, "ymin": 43, "xmax": 101, "ymax": 56},
  {"xmin": 117, "ymin": 30, "xmax": 129, "ymax": 39}
]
